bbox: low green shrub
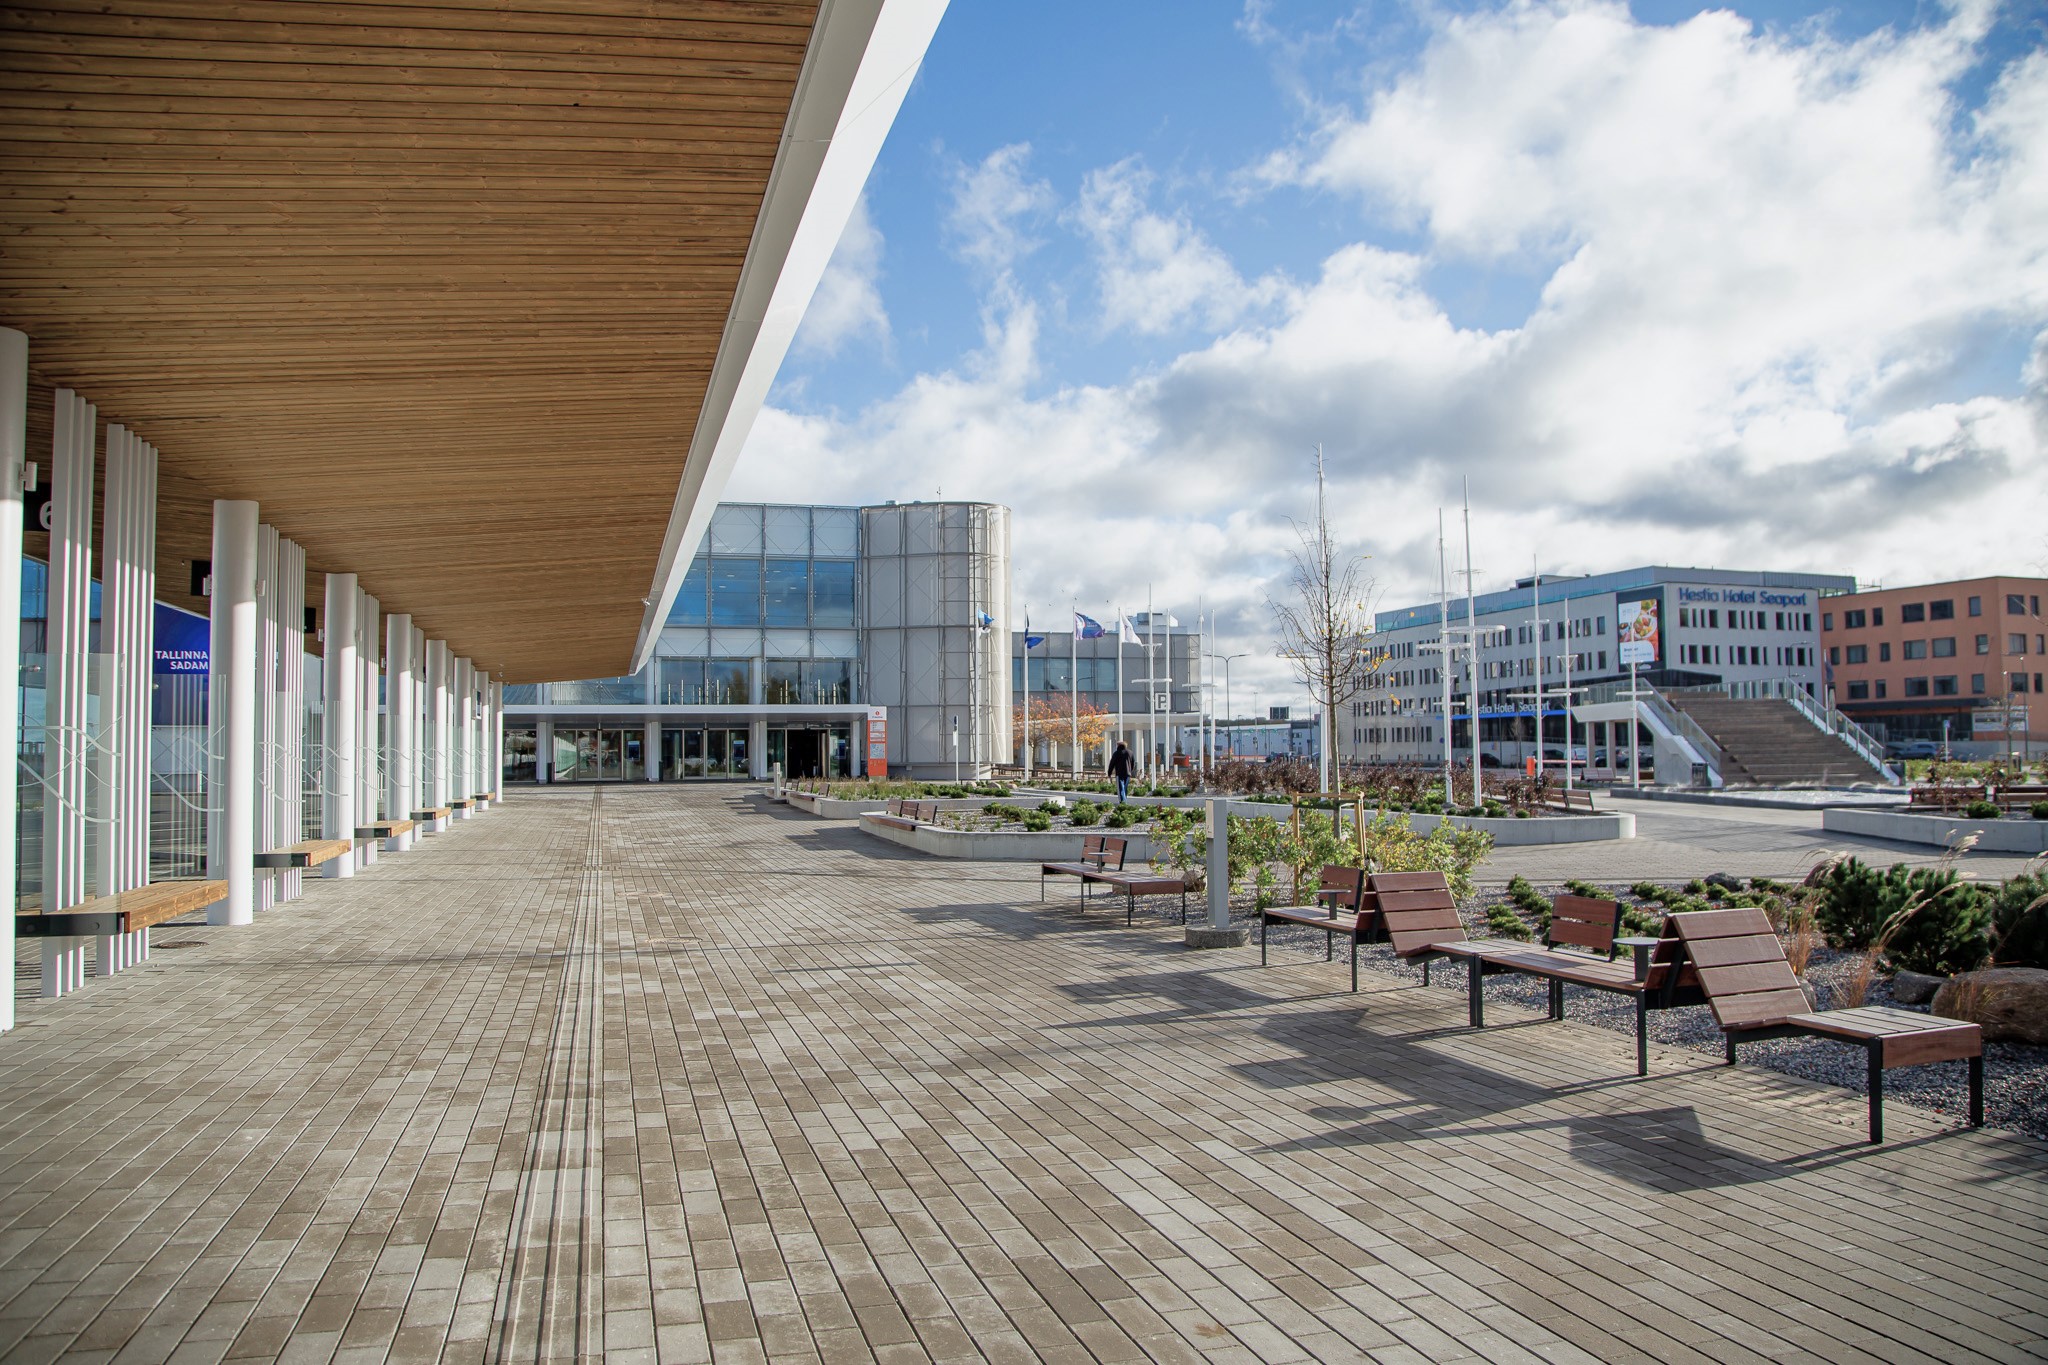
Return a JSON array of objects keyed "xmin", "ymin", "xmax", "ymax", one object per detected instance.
[
  {"xmin": 1621, "ymin": 906, "xmax": 1663, "ymax": 937},
  {"xmin": 1815, "ymin": 858, "xmax": 1887, "ymax": 949},
  {"xmin": 1036, "ymin": 799, "xmax": 1065, "ymax": 815},
  {"xmin": 1021, "ymin": 810, "xmax": 1053, "ymax": 832},
  {"xmin": 1485, "ymin": 903, "xmax": 1534, "ymax": 940},
  {"xmin": 1631, "ymin": 881, "xmax": 1663, "ymax": 902},
  {"xmin": 2033, "ymin": 801, "xmax": 2048, "ymax": 820},
  {"xmin": 1989, "ymin": 874, "xmax": 2048, "ymax": 969},
  {"xmin": 1964, "ymin": 799, "xmax": 2002, "ymax": 820},
  {"xmin": 1067, "ymin": 805, "xmax": 1100, "ymax": 827},
  {"xmin": 984, "ymin": 802, "xmax": 1026, "ymax": 824},
  {"xmin": 1813, "ymin": 857, "xmax": 1993, "ymax": 975},
  {"xmin": 1102, "ymin": 805, "xmax": 1139, "ymax": 829}
]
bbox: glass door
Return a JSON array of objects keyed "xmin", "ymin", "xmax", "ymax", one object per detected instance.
[
  {"xmin": 624, "ymin": 732, "xmax": 644, "ymax": 781},
  {"xmin": 683, "ymin": 728, "xmax": 706, "ymax": 776},
  {"xmin": 553, "ymin": 730, "xmax": 580, "ymax": 782},
  {"xmin": 597, "ymin": 730, "xmax": 624, "ymax": 780},
  {"xmin": 726, "ymin": 728, "xmax": 749, "ymax": 778}
]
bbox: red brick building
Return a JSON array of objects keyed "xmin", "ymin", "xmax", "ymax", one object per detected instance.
[{"xmin": 1820, "ymin": 576, "xmax": 2047, "ymax": 754}]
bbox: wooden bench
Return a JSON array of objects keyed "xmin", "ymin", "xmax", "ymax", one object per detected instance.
[
  {"xmin": 868, "ymin": 798, "xmax": 937, "ymax": 831},
  {"xmin": 1093, "ymin": 870, "xmax": 1190, "ymax": 925},
  {"xmin": 1439, "ymin": 895, "xmax": 1700, "ymax": 1076},
  {"xmin": 1995, "ymin": 784, "xmax": 2048, "ymax": 811},
  {"xmin": 1259, "ymin": 870, "xmax": 1466, "ymax": 991},
  {"xmin": 14, "ymin": 880, "xmax": 229, "ymax": 938},
  {"xmin": 1543, "ymin": 788, "xmax": 1596, "ymax": 814},
  {"xmin": 355, "ymin": 819, "xmax": 416, "ymax": 840},
  {"xmin": 1040, "ymin": 835, "xmax": 1126, "ymax": 903},
  {"xmin": 254, "ymin": 838, "xmax": 353, "ymax": 870},
  {"xmin": 1261, "ymin": 865, "xmax": 1373, "ymax": 990},
  {"xmin": 1668, "ymin": 908, "xmax": 1983, "ymax": 1142},
  {"xmin": 413, "ymin": 806, "xmax": 453, "ymax": 825},
  {"xmin": 1907, "ymin": 784, "xmax": 1985, "ymax": 810}
]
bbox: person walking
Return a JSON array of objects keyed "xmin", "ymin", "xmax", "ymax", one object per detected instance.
[{"xmin": 1108, "ymin": 741, "xmax": 1135, "ymax": 805}]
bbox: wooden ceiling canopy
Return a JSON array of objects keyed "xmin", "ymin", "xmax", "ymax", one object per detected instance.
[{"xmin": 0, "ymin": 0, "xmax": 823, "ymax": 684}]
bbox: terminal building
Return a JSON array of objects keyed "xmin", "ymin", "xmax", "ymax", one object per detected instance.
[
  {"xmin": 1346, "ymin": 565, "xmax": 1857, "ymax": 772},
  {"xmin": 1009, "ymin": 613, "xmax": 1204, "ymax": 776},
  {"xmin": 504, "ymin": 500, "xmax": 1012, "ymax": 782},
  {"xmin": 1820, "ymin": 576, "xmax": 2048, "ymax": 756}
]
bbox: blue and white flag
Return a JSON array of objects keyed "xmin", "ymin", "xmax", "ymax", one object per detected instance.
[
  {"xmin": 1073, "ymin": 612, "xmax": 1105, "ymax": 640},
  {"xmin": 1119, "ymin": 612, "xmax": 1140, "ymax": 637},
  {"xmin": 1024, "ymin": 633, "xmax": 1047, "ymax": 650},
  {"xmin": 972, "ymin": 610, "xmax": 995, "ymax": 632}
]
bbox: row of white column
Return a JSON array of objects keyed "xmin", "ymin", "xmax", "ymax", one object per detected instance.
[{"xmin": 0, "ymin": 330, "xmax": 505, "ymax": 1024}]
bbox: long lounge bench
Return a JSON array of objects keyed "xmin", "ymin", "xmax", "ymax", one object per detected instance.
[
  {"xmin": 1261, "ymin": 865, "xmax": 1372, "ymax": 990},
  {"xmin": 356, "ymin": 819, "xmax": 416, "ymax": 840},
  {"xmin": 869, "ymin": 798, "xmax": 936, "ymax": 831},
  {"xmin": 254, "ymin": 838, "xmax": 353, "ymax": 870},
  {"xmin": 16, "ymin": 880, "xmax": 230, "ymax": 996},
  {"xmin": 1040, "ymin": 834, "xmax": 1125, "ymax": 902},
  {"xmin": 1669, "ymin": 907, "xmax": 1983, "ymax": 1142},
  {"xmin": 1438, "ymin": 894, "xmax": 1695, "ymax": 1076},
  {"xmin": 1257, "ymin": 870, "xmax": 1465, "ymax": 991}
]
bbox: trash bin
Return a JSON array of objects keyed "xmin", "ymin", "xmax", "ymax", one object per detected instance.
[{"xmin": 1690, "ymin": 762, "xmax": 1709, "ymax": 789}]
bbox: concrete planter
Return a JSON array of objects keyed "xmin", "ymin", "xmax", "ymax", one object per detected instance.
[
  {"xmin": 787, "ymin": 793, "xmax": 994, "ymax": 820},
  {"xmin": 1821, "ymin": 807, "xmax": 2048, "ymax": 853},
  {"xmin": 858, "ymin": 814, "xmax": 1163, "ymax": 863}
]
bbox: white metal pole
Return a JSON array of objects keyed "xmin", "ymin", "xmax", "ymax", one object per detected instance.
[
  {"xmin": 0, "ymin": 330, "xmax": 25, "ymax": 1027},
  {"xmin": 1530, "ymin": 566, "xmax": 1543, "ymax": 782},
  {"xmin": 1022, "ymin": 621, "xmax": 1033, "ymax": 780},
  {"xmin": 385, "ymin": 614, "xmax": 414, "ymax": 850},
  {"xmin": 1563, "ymin": 615, "xmax": 1575, "ymax": 796},
  {"xmin": 1438, "ymin": 510, "xmax": 1453, "ymax": 806},
  {"xmin": 428, "ymin": 641, "xmax": 450, "ymax": 825},
  {"xmin": 1147, "ymin": 588, "xmax": 1156, "ymax": 782},
  {"xmin": 358, "ymin": 591, "xmax": 380, "ymax": 862},
  {"xmin": 209, "ymin": 500, "xmax": 259, "ymax": 925},
  {"xmin": 1629, "ymin": 660, "xmax": 1642, "ymax": 789},
  {"xmin": 321, "ymin": 574, "xmax": 357, "ymax": 877},
  {"xmin": 42, "ymin": 389, "xmax": 95, "ymax": 994},
  {"xmin": 1463, "ymin": 484, "xmax": 1480, "ymax": 802},
  {"xmin": 1070, "ymin": 601, "xmax": 1079, "ymax": 778}
]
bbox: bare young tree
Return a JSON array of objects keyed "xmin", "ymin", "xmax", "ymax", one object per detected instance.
[{"xmin": 1269, "ymin": 447, "xmax": 1380, "ymax": 793}]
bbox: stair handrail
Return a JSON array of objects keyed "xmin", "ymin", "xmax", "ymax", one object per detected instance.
[
  {"xmin": 1572, "ymin": 678, "xmax": 1726, "ymax": 771},
  {"xmin": 1775, "ymin": 678, "xmax": 1902, "ymax": 783}
]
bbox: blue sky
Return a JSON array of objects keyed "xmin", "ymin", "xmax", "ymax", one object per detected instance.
[{"xmin": 732, "ymin": 0, "xmax": 2048, "ymax": 707}]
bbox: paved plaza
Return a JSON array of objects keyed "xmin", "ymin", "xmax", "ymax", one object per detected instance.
[{"xmin": 2, "ymin": 787, "xmax": 2045, "ymax": 1365}]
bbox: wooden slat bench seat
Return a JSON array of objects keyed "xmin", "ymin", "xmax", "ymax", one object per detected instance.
[
  {"xmin": 254, "ymin": 838, "xmax": 353, "ymax": 870},
  {"xmin": 14, "ymin": 880, "xmax": 228, "ymax": 937},
  {"xmin": 1439, "ymin": 894, "xmax": 1696, "ymax": 1075},
  {"xmin": 1040, "ymin": 835, "xmax": 1126, "ymax": 903},
  {"xmin": 1995, "ymin": 784, "xmax": 2048, "ymax": 810},
  {"xmin": 413, "ymin": 807, "xmax": 453, "ymax": 823},
  {"xmin": 1668, "ymin": 908, "xmax": 1984, "ymax": 1142},
  {"xmin": 1543, "ymin": 788, "xmax": 1596, "ymax": 814},
  {"xmin": 1261, "ymin": 865, "xmax": 1373, "ymax": 990},
  {"xmin": 355, "ymin": 820, "xmax": 415, "ymax": 840},
  {"xmin": 1259, "ymin": 870, "xmax": 1465, "ymax": 992},
  {"xmin": 1907, "ymin": 784, "xmax": 1986, "ymax": 810},
  {"xmin": 449, "ymin": 798, "xmax": 474, "ymax": 811},
  {"xmin": 1093, "ymin": 870, "xmax": 1190, "ymax": 926}
]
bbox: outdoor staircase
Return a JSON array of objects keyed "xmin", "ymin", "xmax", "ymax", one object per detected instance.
[{"xmin": 1664, "ymin": 694, "xmax": 1888, "ymax": 786}]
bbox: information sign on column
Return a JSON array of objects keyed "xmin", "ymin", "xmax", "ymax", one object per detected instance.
[{"xmin": 865, "ymin": 706, "xmax": 888, "ymax": 778}]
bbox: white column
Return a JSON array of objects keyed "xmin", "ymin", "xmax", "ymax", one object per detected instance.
[
  {"xmin": 0, "ymin": 331, "xmax": 25, "ymax": 1026},
  {"xmin": 492, "ymin": 681, "xmax": 505, "ymax": 796},
  {"xmin": 278, "ymin": 537, "xmax": 306, "ymax": 903},
  {"xmin": 41, "ymin": 389, "xmax": 95, "ymax": 994},
  {"xmin": 750, "ymin": 717, "xmax": 768, "ymax": 780},
  {"xmin": 645, "ymin": 719, "xmax": 660, "ymax": 783},
  {"xmin": 207, "ymin": 500, "xmax": 258, "ymax": 926},
  {"xmin": 385, "ymin": 614, "xmax": 414, "ymax": 850},
  {"xmin": 450, "ymin": 657, "xmax": 470, "ymax": 816},
  {"xmin": 410, "ymin": 624, "xmax": 427, "ymax": 820},
  {"xmin": 94, "ymin": 423, "xmax": 157, "ymax": 969},
  {"xmin": 321, "ymin": 574, "xmax": 358, "ymax": 877},
  {"xmin": 251, "ymin": 524, "xmax": 281, "ymax": 913},
  {"xmin": 427, "ymin": 640, "xmax": 450, "ymax": 828},
  {"xmin": 357, "ymin": 591, "xmax": 379, "ymax": 866},
  {"xmin": 537, "ymin": 718, "xmax": 554, "ymax": 784}
]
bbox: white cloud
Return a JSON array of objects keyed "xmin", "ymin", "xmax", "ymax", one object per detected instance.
[
  {"xmin": 734, "ymin": 0, "xmax": 2048, "ymax": 706},
  {"xmin": 792, "ymin": 195, "xmax": 890, "ymax": 359},
  {"xmin": 1072, "ymin": 158, "xmax": 1290, "ymax": 335},
  {"xmin": 945, "ymin": 143, "xmax": 1057, "ymax": 275}
]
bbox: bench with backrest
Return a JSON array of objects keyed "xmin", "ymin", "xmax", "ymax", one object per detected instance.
[
  {"xmin": 1995, "ymin": 783, "xmax": 2048, "ymax": 811},
  {"xmin": 254, "ymin": 838, "xmax": 353, "ymax": 870},
  {"xmin": 868, "ymin": 798, "xmax": 937, "ymax": 831},
  {"xmin": 1040, "ymin": 834, "xmax": 1126, "ymax": 903},
  {"xmin": 1371, "ymin": 871, "xmax": 1468, "ymax": 984},
  {"xmin": 1907, "ymin": 783, "xmax": 1986, "ymax": 810},
  {"xmin": 1260, "ymin": 866, "xmax": 1374, "ymax": 990},
  {"xmin": 1667, "ymin": 907, "xmax": 1982, "ymax": 1142},
  {"xmin": 1542, "ymin": 788, "xmax": 1597, "ymax": 814}
]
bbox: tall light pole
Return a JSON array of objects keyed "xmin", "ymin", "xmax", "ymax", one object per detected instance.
[{"xmin": 1215, "ymin": 652, "xmax": 1247, "ymax": 757}]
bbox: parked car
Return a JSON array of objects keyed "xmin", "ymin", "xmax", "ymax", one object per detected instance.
[{"xmin": 1886, "ymin": 739, "xmax": 1939, "ymax": 760}]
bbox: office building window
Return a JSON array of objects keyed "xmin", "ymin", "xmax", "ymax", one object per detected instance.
[
  {"xmin": 1846, "ymin": 681, "xmax": 1869, "ymax": 700},
  {"xmin": 1901, "ymin": 603, "xmax": 1925, "ymax": 623},
  {"xmin": 811, "ymin": 559, "xmax": 856, "ymax": 627},
  {"xmin": 1969, "ymin": 596, "xmax": 1982, "ymax": 617},
  {"xmin": 1904, "ymin": 677, "xmax": 1930, "ymax": 697},
  {"xmin": 1875, "ymin": 680, "xmax": 1887, "ymax": 699},
  {"xmin": 666, "ymin": 560, "xmax": 709, "ymax": 627},
  {"xmin": 709, "ymin": 557, "xmax": 762, "ymax": 626},
  {"xmin": 1879, "ymin": 643, "xmax": 1891, "ymax": 662},
  {"xmin": 1978, "ymin": 634, "xmax": 1992, "ymax": 654},
  {"xmin": 1972, "ymin": 674, "xmax": 1986, "ymax": 694},
  {"xmin": 1873, "ymin": 607, "xmax": 1884, "ymax": 625},
  {"xmin": 1930, "ymin": 599, "xmax": 1954, "ymax": 620},
  {"xmin": 1845, "ymin": 644, "xmax": 1866, "ymax": 664},
  {"xmin": 1934, "ymin": 676, "xmax": 1958, "ymax": 696},
  {"xmin": 2009, "ymin": 594, "xmax": 2027, "ymax": 614},
  {"xmin": 1932, "ymin": 637, "xmax": 1956, "ymax": 657},
  {"xmin": 705, "ymin": 659, "xmax": 750, "ymax": 704},
  {"xmin": 1822, "ymin": 612, "xmax": 1833, "ymax": 631},
  {"xmin": 763, "ymin": 558, "xmax": 809, "ymax": 628},
  {"xmin": 2012, "ymin": 634, "xmax": 2029, "ymax": 655},
  {"xmin": 2014, "ymin": 673, "xmax": 2031, "ymax": 693},
  {"xmin": 1843, "ymin": 609, "xmax": 1866, "ymax": 628},
  {"xmin": 763, "ymin": 659, "xmax": 803, "ymax": 704}
]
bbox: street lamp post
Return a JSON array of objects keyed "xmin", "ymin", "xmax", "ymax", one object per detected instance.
[{"xmin": 1214, "ymin": 652, "xmax": 1247, "ymax": 758}]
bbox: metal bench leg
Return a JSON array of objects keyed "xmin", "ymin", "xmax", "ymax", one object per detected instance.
[
  {"xmin": 1867, "ymin": 1043, "xmax": 1884, "ymax": 1144},
  {"xmin": 1180, "ymin": 888, "xmax": 1187, "ymax": 925},
  {"xmin": 1467, "ymin": 957, "xmax": 1484, "ymax": 1028},
  {"xmin": 1725, "ymin": 1034, "xmax": 1737, "ymax": 1066},
  {"xmin": 1636, "ymin": 995, "xmax": 1648, "ymax": 1078},
  {"xmin": 1126, "ymin": 889, "xmax": 1134, "ymax": 927},
  {"xmin": 1324, "ymin": 931, "xmax": 1332, "ymax": 962},
  {"xmin": 1548, "ymin": 979, "xmax": 1563, "ymax": 1021},
  {"xmin": 1969, "ymin": 1054, "xmax": 1984, "ymax": 1128},
  {"xmin": 1260, "ymin": 916, "xmax": 1267, "ymax": 965},
  {"xmin": 1040, "ymin": 872, "xmax": 1045, "ymax": 902},
  {"xmin": 1350, "ymin": 937, "xmax": 1358, "ymax": 993}
]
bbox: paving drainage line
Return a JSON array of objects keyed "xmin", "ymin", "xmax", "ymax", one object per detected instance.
[{"xmin": 488, "ymin": 785, "xmax": 605, "ymax": 1363}]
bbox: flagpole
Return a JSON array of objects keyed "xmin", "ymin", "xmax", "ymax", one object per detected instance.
[
  {"xmin": 1022, "ymin": 610, "xmax": 1032, "ymax": 784},
  {"xmin": 1115, "ymin": 608, "xmax": 1125, "ymax": 778},
  {"xmin": 1070, "ymin": 599, "xmax": 1080, "ymax": 778},
  {"xmin": 1146, "ymin": 585, "xmax": 1156, "ymax": 782},
  {"xmin": 1164, "ymin": 603, "xmax": 1173, "ymax": 781}
]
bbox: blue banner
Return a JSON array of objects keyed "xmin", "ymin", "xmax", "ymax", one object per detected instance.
[{"xmin": 153, "ymin": 602, "xmax": 209, "ymax": 675}]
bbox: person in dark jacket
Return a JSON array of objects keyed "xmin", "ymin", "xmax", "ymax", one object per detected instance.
[{"xmin": 1108, "ymin": 741, "xmax": 1135, "ymax": 804}]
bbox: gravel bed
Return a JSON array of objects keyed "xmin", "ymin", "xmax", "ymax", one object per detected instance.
[{"xmin": 1116, "ymin": 877, "xmax": 2048, "ymax": 1140}]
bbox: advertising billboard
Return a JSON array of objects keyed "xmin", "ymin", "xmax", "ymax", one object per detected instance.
[
  {"xmin": 1617, "ymin": 596, "xmax": 1661, "ymax": 667},
  {"xmin": 864, "ymin": 706, "xmax": 888, "ymax": 778}
]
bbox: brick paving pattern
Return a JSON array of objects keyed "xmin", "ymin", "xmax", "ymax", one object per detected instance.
[{"xmin": 1, "ymin": 785, "xmax": 2044, "ymax": 1363}]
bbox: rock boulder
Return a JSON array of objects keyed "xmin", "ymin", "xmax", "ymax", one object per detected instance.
[
  {"xmin": 1932, "ymin": 967, "xmax": 2048, "ymax": 1046},
  {"xmin": 1889, "ymin": 970, "xmax": 1945, "ymax": 1007}
]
